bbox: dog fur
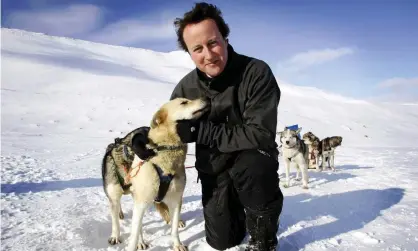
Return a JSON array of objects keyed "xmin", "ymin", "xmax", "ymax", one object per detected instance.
[
  {"xmin": 302, "ymin": 131, "xmax": 321, "ymax": 171},
  {"xmin": 277, "ymin": 127, "xmax": 309, "ymax": 189},
  {"xmin": 319, "ymin": 136, "xmax": 343, "ymax": 171},
  {"xmin": 126, "ymin": 97, "xmax": 209, "ymax": 251}
]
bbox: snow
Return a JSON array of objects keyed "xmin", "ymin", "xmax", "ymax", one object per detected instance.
[{"xmin": 1, "ymin": 28, "xmax": 418, "ymax": 251}]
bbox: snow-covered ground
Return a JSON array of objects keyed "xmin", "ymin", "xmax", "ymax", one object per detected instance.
[{"xmin": 1, "ymin": 28, "xmax": 418, "ymax": 251}]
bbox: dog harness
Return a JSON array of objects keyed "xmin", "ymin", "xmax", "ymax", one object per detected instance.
[
  {"xmin": 108, "ymin": 138, "xmax": 183, "ymax": 202},
  {"xmin": 152, "ymin": 163, "xmax": 174, "ymax": 203},
  {"xmin": 310, "ymin": 150, "xmax": 316, "ymax": 164},
  {"xmin": 148, "ymin": 144, "xmax": 185, "ymax": 203}
]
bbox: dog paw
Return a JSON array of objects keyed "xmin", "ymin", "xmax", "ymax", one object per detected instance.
[
  {"xmin": 119, "ymin": 211, "xmax": 124, "ymax": 220},
  {"xmin": 294, "ymin": 177, "xmax": 301, "ymax": 181},
  {"xmin": 283, "ymin": 184, "xmax": 289, "ymax": 188},
  {"xmin": 302, "ymin": 185, "xmax": 309, "ymax": 189},
  {"xmin": 137, "ymin": 242, "xmax": 149, "ymax": 250},
  {"xmin": 178, "ymin": 220, "xmax": 186, "ymax": 228},
  {"xmin": 173, "ymin": 244, "xmax": 188, "ymax": 251},
  {"xmin": 108, "ymin": 236, "xmax": 122, "ymax": 245}
]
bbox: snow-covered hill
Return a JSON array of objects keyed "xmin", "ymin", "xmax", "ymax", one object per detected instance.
[{"xmin": 1, "ymin": 28, "xmax": 417, "ymax": 251}]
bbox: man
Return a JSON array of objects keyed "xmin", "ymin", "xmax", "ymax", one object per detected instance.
[{"xmin": 133, "ymin": 2, "xmax": 283, "ymax": 251}]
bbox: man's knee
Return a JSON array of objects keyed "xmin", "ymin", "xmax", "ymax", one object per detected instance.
[{"xmin": 229, "ymin": 149, "xmax": 283, "ymax": 212}]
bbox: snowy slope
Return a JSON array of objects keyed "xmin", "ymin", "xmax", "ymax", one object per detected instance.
[{"xmin": 1, "ymin": 28, "xmax": 418, "ymax": 251}]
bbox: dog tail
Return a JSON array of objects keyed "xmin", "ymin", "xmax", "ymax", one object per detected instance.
[
  {"xmin": 101, "ymin": 153, "xmax": 109, "ymax": 196},
  {"xmin": 102, "ymin": 143, "xmax": 115, "ymax": 197},
  {"xmin": 154, "ymin": 202, "xmax": 171, "ymax": 224}
]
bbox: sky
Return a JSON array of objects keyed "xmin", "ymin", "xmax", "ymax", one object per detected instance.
[{"xmin": 2, "ymin": 0, "xmax": 418, "ymax": 102}]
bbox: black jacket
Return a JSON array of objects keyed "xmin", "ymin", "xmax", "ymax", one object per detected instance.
[{"xmin": 170, "ymin": 45, "xmax": 281, "ymax": 175}]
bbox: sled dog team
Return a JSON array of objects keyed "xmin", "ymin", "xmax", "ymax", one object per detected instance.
[{"xmin": 277, "ymin": 127, "xmax": 343, "ymax": 189}]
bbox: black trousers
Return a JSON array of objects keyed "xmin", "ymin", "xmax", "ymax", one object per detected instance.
[{"xmin": 199, "ymin": 150, "xmax": 284, "ymax": 250}]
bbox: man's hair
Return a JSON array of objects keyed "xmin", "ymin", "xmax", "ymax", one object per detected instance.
[{"xmin": 173, "ymin": 2, "xmax": 230, "ymax": 52}]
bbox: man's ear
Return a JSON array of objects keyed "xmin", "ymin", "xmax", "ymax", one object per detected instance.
[{"xmin": 151, "ymin": 109, "xmax": 167, "ymax": 128}]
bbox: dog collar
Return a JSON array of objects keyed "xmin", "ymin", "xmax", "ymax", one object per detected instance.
[{"xmin": 154, "ymin": 145, "xmax": 185, "ymax": 152}]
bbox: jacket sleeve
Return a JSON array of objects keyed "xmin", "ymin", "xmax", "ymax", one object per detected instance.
[
  {"xmin": 197, "ymin": 62, "xmax": 281, "ymax": 153},
  {"xmin": 170, "ymin": 83, "xmax": 185, "ymax": 100}
]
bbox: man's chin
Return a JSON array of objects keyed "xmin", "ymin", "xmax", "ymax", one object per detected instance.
[{"xmin": 205, "ymin": 68, "xmax": 222, "ymax": 78}]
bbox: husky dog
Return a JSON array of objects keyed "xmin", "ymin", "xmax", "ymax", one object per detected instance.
[
  {"xmin": 277, "ymin": 127, "xmax": 309, "ymax": 189},
  {"xmin": 320, "ymin": 136, "xmax": 343, "ymax": 171},
  {"xmin": 302, "ymin": 131, "xmax": 321, "ymax": 171},
  {"xmin": 102, "ymin": 129, "xmax": 186, "ymax": 246},
  {"xmin": 126, "ymin": 97, "xmax": 209, "ymax": 251}
]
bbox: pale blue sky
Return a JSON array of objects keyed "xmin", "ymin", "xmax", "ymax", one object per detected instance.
[{"xmin": 2, "ymin": 0, "xmax": 418, "ymax": 101}]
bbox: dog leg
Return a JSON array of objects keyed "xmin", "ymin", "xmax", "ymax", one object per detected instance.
[
  {"xmin": 300, "ymin": 164, "xmax": 309, "ymax": 189},
  {"xmin": 119, "ymin": 204, "xmax": 124, "ymax": 219},
  {"xmin": 165, "ymin": 197, "xmax": 188, "ymax": 251},
  {"xmin": 326, "ymin": 156, "xmax": 331, "ymax": 170},
  {"xmin": 330, "ymin": 152, "xmax": 336, "ymax": 171},
  {"xmin": 295, "ymin": 166, "xmax": 301, "ymax": 181},
  {"xmin": 154, "ymin": 202, "xmax": 186, "ymax": 228},
  {"xmin": 320, "ymin": 154, "xmax": 325, "ymax": 170},
  {"xmin": 127, "ymin": 202, "xmax": 150, "ymax": 251},
  {"xmin": 296, "ymin": 155, "xmax": 309, "ymax": 189},
  {"xmin": 284, "ymin": 160, "xmax": 291, "ymax": 188},
  {"xmin": 315, "ymin": 153, "xmax": 321, "ymax": 172},
  {"xmin": 106, "ymin": 184, "xmax": 123, "ymax": 245}
]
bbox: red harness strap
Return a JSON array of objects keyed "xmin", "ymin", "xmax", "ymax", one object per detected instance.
[
  {"xmin": 123, "ymin": 160, "xmax": 144, "ymax": 184},
  {"xmin": 310, "ymin": 150, "xmax": 316, "ymax": 164}
]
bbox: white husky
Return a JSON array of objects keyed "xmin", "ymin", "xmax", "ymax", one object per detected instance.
[{"xmin": 277, "ymin": 127, "xmax": 309, "ymax": 189}]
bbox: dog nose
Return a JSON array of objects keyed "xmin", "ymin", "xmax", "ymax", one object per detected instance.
[{"xmin": 286, "ymin": 141, "xmax": 289, "ymax": 144}]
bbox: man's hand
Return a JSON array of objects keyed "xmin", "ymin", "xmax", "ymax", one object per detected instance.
[
  {"xmin": 131, "ymin": 127, "xmax": 156, "ymax": 160},
  {"xmin": 176, "ymin": 120, "xmax": 200, "ymax": 143}
]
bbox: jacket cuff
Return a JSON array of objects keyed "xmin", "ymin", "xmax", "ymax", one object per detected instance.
[{"xmin": 196, "ymin": 120, "xmax": 211, "ymax": 146}]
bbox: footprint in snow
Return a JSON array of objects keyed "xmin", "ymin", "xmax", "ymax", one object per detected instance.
[{"xmin": 352, "ymin": 231, "xmax": 380, "ymax": 244}]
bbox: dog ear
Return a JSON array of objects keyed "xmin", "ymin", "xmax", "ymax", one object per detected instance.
[
  {"xmin": 151, "ymin": 109, "xmax": 167, "ymax": 128},
  {"xmin": 296, "ymin": 127, "xmax": 302, "ymax": 134},
  {"xmin": 276, "ymin": 131, "xmax": 283, "ymax": 136}
]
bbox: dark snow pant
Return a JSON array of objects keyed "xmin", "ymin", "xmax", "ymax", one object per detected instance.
[{"xmin": 199, "ymin": 150, "xmax": 284, "ymax": 251}]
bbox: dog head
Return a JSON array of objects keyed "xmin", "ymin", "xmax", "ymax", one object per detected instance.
[
  {"xmin": 277, "ymin": 127, "xmax": 302, "ymax": 149},
  {"xmin": 302, "ymin": 131, "xmax": 319, "ymax": 145},
  {"xmin": 329, "ymin": 136, "xmax": 343, "ymax": 148},
  {"xmin": 149, "ymin": 97, "xmax": 209, "ymax": 145}
]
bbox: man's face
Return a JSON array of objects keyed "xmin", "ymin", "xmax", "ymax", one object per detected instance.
[{"xmin": 183, "ymin": 18, "xmax": 228, "ymax": 78}]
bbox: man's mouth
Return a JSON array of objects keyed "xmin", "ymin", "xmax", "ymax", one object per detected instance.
[{"xmin": 207, "ymin": 60, "xmax": 218, "ymax": 66}]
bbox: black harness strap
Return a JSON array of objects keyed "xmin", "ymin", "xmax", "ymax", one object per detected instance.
[
  {"xmin": 152, "ymin": 163, "xmax": 174, "ymax": 203},
  {"xmin": 154, "ymin": 145, "xmax": 184, "ymax": 152}
]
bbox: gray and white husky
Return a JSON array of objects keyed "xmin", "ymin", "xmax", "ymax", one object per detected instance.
[
  {"xmin": 320, "ymin": 136, "xmax": 343, "ymax": 171},
  {"xmin": 277, "ymin": 127, "xmax": 309, "ymax": 189},
  {"xmin": 101, "ymin": 127, "xmax": 183, "ymax": 246}
]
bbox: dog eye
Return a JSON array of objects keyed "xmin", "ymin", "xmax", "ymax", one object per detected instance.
[{"xmin": 180, "ymin": 101, "xmax": 188, "ymax": 105}]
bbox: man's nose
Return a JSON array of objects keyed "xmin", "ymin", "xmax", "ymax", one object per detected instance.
[{"xmin": 204, "ymin": 47, "xmax": 215, "ymax": 60}]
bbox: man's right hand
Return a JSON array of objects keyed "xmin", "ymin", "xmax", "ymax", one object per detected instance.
[{"xmin": 131, "ymin": 127, "xmax": 156, "ymax": 160}]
